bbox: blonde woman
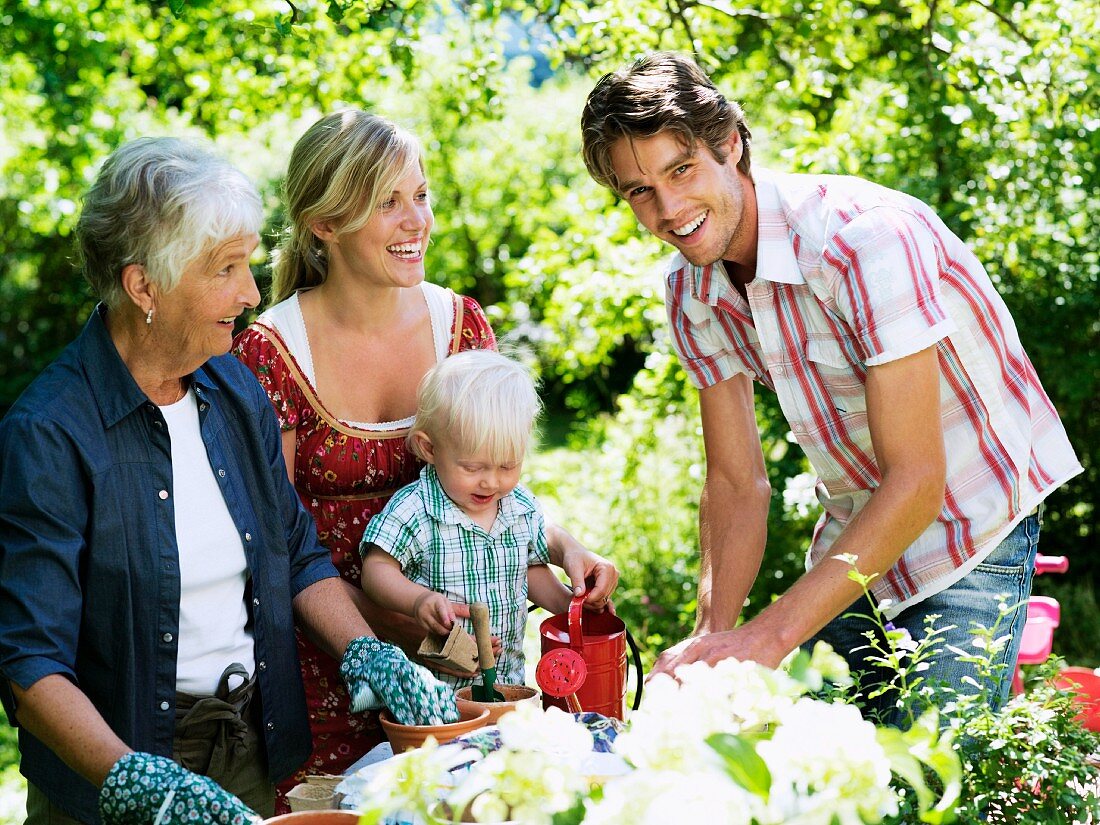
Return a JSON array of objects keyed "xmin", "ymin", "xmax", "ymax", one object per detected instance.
[{"xmin": 234, "ymin": 110, "xmax": 617, "ymax": 803}]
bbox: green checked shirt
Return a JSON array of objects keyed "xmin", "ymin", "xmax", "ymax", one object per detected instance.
[{"xmin": 360, "ymin": 465, "xmax": 550, "ymax": 687}]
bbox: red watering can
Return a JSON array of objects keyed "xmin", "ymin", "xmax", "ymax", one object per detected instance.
[{"xmin": 537, "ymin": 593, "xmax": 642, "ymax": 720}]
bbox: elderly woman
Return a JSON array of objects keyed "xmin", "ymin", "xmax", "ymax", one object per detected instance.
[{"xmin": 0, "ymin": 137, "xmax": 457, "ymax": 825}]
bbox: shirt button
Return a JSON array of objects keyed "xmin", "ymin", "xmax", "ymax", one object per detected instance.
[
  {"xmin": 162, "ymin": 632, "xmax": 173, "ymax": 643},
  {"xmin": 258, "ymin": 661, "xmax": 267, "ymax": 671},
  {"xmin": 253, "ymin": 598, "xmax": 261, "ymax": 607},
  {"xmin": 217, "ymin": 468, "xmax": 226, "ymax": 478},
  {"xmin": 773, "ymin": 366, "xmax": 785, "ymax": 376},
  {"xmin": 158, "ymin": 490, "xmax": 169, "ymax": 500},
  {"xmin": 792, "ymin": 424, "xmax": 805, "ymax": 434},
  {"xmin": 153, "ymin": 420, "xmax": 162, "ymax": 427},
  {"xmin": 160, "ymin": 701, "xmax": 170, "ymax": 711},
  {"xmin": 199, "ymin": 403, "xmax": 207, "ymax": 411},
  {"xmin": 266, "ymin": 721, "xmax": 275, "ymax": 731},
  {"xmin": 244, "ymin": 532, "xmax": 252, "ymax": 542}
]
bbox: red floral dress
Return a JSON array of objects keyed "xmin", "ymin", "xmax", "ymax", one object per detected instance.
[{"xmin": 233, "ymin": 288, "xmax": 495, "ymax": 807}]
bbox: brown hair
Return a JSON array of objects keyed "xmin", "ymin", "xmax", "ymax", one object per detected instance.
[
  {"xmin": 269, "ymin": 110, "xmax": 422, "ymax": 305},
  {"xmin": 581, "ymin": 52, "xmax": 753, "ymax": 193}
]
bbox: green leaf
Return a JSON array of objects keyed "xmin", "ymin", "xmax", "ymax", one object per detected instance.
[
  {"xmin": 550, "ymin": 797, "xmax": 587, "ymax": 825},
  {"xmin": 706, "ymin": 732, "xmax": 772, "ymax": 799},
  {"xmin": 877, "ymin": 709, "xmax": 961, "ymax": 823}
]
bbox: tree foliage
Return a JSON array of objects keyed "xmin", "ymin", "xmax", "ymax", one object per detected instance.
[{"xmin": 1, "ymin": 0, "xmax": 1095, "ymax": 662}]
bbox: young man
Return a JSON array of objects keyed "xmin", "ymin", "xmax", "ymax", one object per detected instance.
[{"xmin": 581, "ymin": 51, "xmax": 1081, "ymax": 719}]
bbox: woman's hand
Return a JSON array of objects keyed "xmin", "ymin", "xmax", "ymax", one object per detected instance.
[
  {"xmin": 340, "ymin": 636, "xmax": 459, "ymax": 726},
  {"xmin": 99, "ymin": 752, "xmax": 258, "ymax": 825}
]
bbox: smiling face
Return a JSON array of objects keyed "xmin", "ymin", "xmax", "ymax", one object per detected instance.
[
  {"xmin": 322, "ymin": 164, "xmax": 434, "ymax": 290},
  {"xmin": 155, "ymin": 232, "xmax": 261, "ymax": 369},
  {"xmin": 610, "ymin": 130, "xmax": 756, "ymax": 269},
  {"xmin": 415, "ymin": 432, "xmax": 523, "ymax": 530}
]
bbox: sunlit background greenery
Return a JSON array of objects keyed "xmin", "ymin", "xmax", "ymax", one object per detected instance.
[{"xmin": 1, "ymin": 0, "xmax": 1096, "ymax": 817}]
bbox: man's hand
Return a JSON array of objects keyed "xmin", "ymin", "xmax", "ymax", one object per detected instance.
[
  {"xmin": 650, "ymin": 622, "xmax": 789, "ymax": 679},
  {"xmin": 99, "ymin": 752, "xmax": 258, "ymax": 825},
  {"xmin": 340, "ymin": 636, "xmax": 459, "ymax": 726}
]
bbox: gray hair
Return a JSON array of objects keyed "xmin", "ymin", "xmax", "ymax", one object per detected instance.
[
  {"xmin": 409, "ymin": 349, "xmax": 542, "ymax": 465},
  {"xmin": 76, "ymin": 137, "xmax": 263, "ymax": 308}
]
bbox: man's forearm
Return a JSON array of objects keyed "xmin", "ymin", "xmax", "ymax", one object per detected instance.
[
  {"xmin": 694, "ymin": 473, "xmax": 771, "ymax": 634},
  {"xmin": 749, "ymin": 464, "xmax": 944, "ymax": 655}
]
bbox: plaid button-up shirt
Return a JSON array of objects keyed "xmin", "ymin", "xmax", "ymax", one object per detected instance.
[
  {"xmin": 360, "ymin": 465, "xmax": 550, "ymax": 686},
  {"xmin": 666, "ymin": 169, "xmax": 1081, "ymax": 616}
]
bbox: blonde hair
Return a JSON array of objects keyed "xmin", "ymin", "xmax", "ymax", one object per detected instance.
[
  {"xmin": 409, "ymin": 350, "xmax": 541, "ymax": 465},
  {"xmin": 269, "ymin": 110, "xmax": 423, "ymax": 304},
  {"xmin": 77, "ymin": 137, "xmax": 261, "ymax": 309}
]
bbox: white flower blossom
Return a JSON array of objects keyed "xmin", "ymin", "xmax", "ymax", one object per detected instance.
[
  {"xmin": 757, "ymin": 699, "xmax": 897, "ymax": 825},
  {"xmin": 497, "ymin": 703, "xmax": 592, "ymax": 759},
  {"xmin": 585, "ymin": 767, "xmax": 761, "ymax": 825},
  {"xmin": 615, "ymin": 658, "xmax": 803, "ymax": 772}
]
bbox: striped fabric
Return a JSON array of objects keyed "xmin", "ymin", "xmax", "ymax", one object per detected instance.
[
  {"xmin": 666, "ymin": 169, "xmax": 1082, "ymax": 616},
  {"xmin": 360, "ymin": 465, "xmax": 550, "ymax": 686}
]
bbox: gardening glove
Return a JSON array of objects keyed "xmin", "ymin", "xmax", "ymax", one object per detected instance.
[
  {"xmin": 99, "ymin": 752, "xmax": 259, "ymax": 825},
  {"xmin": 340, "ymin": 635, "xmax": 460, "ymax": 726}
]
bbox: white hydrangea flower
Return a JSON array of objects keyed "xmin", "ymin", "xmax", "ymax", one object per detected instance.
[
  {"xmin": 615, "ymin": 657, "xmax": 804, "ymax": 772},
  {"xmin": 757, "ymin": 699, "xmax": 897, "ymax": 824},
  {"xmin": 448, "ymin": 748, "xmax": 588, "ymax": 825},
  {"xmin": 355, "ymin": 740, "xmax": 474, "ymax": 822},
  {"xmin": 585, "ymin": 767, "xmax": 761, "ymax": 825},
  {"xmin": 496, "ymin": 703, "xmax": 593, "ymax": 759}
]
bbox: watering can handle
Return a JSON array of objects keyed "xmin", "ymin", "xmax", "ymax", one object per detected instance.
[{"xmin": 567, "ymin": 594, "xmax": 587, "ymax": 652}]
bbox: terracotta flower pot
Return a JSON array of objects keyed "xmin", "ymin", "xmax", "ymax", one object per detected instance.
[
  {"xmin": 455, "ymin": 684, "xmax": 540, "ymax": 725},
  {"xmin": 380, "ymin": 697, "xmax": 490, "ymax": 752},
  {"xmin": 263, "ymin": 811, "xmax": 360, "ymax": 825}
]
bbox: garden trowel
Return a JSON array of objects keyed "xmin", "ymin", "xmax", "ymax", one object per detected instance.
[{"xmin": 469, "ymin": 602, "xmax": 504, "ymax": 701}]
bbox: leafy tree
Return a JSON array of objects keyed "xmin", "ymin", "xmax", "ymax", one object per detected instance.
[{"xmin": 1, "ymin": 0, "xmax": 1095, "ymax": 665}]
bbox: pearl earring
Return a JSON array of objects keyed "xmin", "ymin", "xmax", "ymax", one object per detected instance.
[{"xmin": 146, "ymin": 308, "xmax": 154, "ymax": 325}]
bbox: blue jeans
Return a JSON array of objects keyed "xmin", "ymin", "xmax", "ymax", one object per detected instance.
[{"xmin": 805, "ymin": 511, "xmax": 1041, "ymax": 727}]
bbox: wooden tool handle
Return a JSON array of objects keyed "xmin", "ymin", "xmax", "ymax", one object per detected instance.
[{"xmin": 469, "ymin": 602, "xmax": 496, "ymax": 670}]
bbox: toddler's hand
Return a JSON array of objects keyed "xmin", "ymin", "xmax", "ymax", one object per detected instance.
[{"xmin": 412, "ymin": 591, "xmax": 455, "ymax": 636}]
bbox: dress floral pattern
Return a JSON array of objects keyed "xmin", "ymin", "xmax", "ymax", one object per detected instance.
[{"xmin": 233, "ymin": 291, "xmax": 495, "ymax": 809}]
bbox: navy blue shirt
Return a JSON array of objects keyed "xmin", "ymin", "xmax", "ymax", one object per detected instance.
[{"xmin": 0, "ymin": 306, "xmax": 338, "ymax": 822}]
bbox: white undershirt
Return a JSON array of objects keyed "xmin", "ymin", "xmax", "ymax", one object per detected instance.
[
  {"xmin": 160, "ymin": 389, "xmax": 255, "ymax": 695},
  {"xmin": 256, "ymin": 282, "xmax": 455, "ymax": 431}
]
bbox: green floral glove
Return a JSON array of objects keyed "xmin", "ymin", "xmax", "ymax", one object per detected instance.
[
  {"xmin": 340, "ymin": 636, "xmax": 459, "ymax": 726},
  {"xmin": 99, "ymin": 752, "xmax": 259, "ymax": 825}
]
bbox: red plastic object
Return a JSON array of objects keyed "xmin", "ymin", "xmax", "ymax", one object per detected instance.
[
  {"xmin": 536, "ymin": 648, "xmax": 588, "ymax": 710},
  {"xmin": 1053, "ymin": 667, "xmax": 1100, "ymax": 732},
  {"xmin": 1026, "ymin": 596, "xmax": 1061, "ymax": 625},
  {"xmin": 1011, "ymin": 597, "xmax": 1065, "ymax": 694},
  {"xmin": 1034, "ymin": 554, "xmax": 1069, "ymax": 575},
  {"xmin": 540, "ymin": 594, "xmax": 627, "ymax": 719}
]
